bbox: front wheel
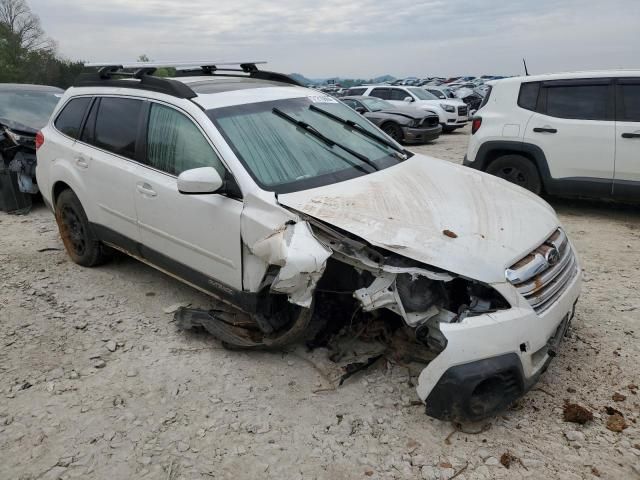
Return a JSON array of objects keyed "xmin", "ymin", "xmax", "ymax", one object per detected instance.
[
  {"xmin": 55, "ymin": 189, "xmax": 108, "ymax": 267},
  {"xmin": 381, "ymin": 122, "xmax": 404, "ymax": 143},
  {"xmin": 486, "ymin": 154, "xmax": 542, "ymax": 194}
]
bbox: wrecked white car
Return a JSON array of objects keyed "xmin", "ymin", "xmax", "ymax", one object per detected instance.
[{"xmin": 36, "ymin": 62, "xmax": 581, "ymax": 421}]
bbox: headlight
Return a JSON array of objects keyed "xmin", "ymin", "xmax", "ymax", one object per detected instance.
[
  {"xmin": 5, "ymin": 128, "xmax": 23, "ymax": 144},
  {"xmin": 410, "ymin": 119, "xmax": 422, "ymax": 127},
  {"xmin": 440, "ymin": 103, "xmax": 455, "ymax": 113}
]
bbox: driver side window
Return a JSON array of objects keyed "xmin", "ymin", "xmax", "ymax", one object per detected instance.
[{"xmin": 146, "ymin": 103, "xmax": 225, "ymax": 177}]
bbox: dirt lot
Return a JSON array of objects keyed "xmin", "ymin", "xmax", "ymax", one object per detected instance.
[{"xmin": 1, "ymin": 126, "xmax": 639, "ymax": 480}]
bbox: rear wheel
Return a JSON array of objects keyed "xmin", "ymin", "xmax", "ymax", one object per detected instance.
[
  {"xmin": 55, "ymin": 189, "xmax": 108, "ymax": 267},
  {"xmin": 486, "ymin": 154, "xmax": 542, "ymax": 194},
  {"xmin": 381, "ymin": 122, "xmax": 404, "ymax": 143}
]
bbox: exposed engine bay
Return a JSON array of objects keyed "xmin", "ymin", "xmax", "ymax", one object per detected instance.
[
  {"xmin": 177, "ymin": 218, "xmax": 513, "ymax": 420},
  {"xmin": 0, "ymin": 121, "xmax": 40, "ymax": 214}
]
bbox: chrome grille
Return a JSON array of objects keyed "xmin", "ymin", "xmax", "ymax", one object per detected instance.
[{"xmin": 506, "ymin": 229, "xmax": 578, "ymax": 314}]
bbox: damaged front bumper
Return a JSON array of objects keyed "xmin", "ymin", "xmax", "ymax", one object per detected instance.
[{"xmin": 417, "ymin": 271, "xmax": 581, "ymax": 421}]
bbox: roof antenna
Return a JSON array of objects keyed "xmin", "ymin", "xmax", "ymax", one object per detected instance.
[{"xmin": 523, "ymin": 58, "xmax": 529, "ymax": 76}]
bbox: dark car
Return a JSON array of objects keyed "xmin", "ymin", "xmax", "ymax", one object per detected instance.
[
  {"xmin": 341, "ymin": 96, "xmax": 442, "ymax": 144},
  {"xmin": 0, "ymin": 84, "xmax": 63, "ymax": 213},
  {"xmin": 453, "ymin": 87, "xmax": 484, "ymax": 115}
]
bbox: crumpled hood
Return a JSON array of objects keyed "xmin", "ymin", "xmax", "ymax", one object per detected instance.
[{"xmin": 278, "ymin": 154, "xmax": 559, "ymax": 284}]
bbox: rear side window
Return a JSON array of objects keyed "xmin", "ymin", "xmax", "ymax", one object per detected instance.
[
  {"xmin": 54, "ymin": 97, "xmax": 91, "ymax": 139},
  {"xmin": 389, "ymin": 89, "xmax": 410, "ymax": 101},
  {"xmin": 146, "ymin": 103, "xmax": 225, "ymax": 177},
  {"xmin": 427, "ymin": 89, "xmax": 446, "ymax": 99},
  {"xmin": 342, "ymin": 99, "xmax": 358, "ymax": 109},
  {"xmin": 544, "ymin": 84, "xmax": 610, "ymax": 120},
  {"xmin": 369, "ymin": 88, "xmax": 390, "ymax": 100},
  {"xmin": 478, "ymin": 85, "xmax": 492, "ymax": 110},
  {"xmin": 347, "ymin": 87, "xmax": 366, "ymax": 96},
  {"xmin": 517, "ymin": 82, "xmax": 539, "ymax": 111},
  {"xmin": 92, "ymin": 97, "xmax": 143, "ymax": 159},
  {"xmin": 618, "ymin": 81, "xmax": 640, "ymax": 122}
]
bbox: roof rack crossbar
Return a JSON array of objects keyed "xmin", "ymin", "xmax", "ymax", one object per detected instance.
[
  {"xmin": 75, "ymin": 60, "xmax": 302, "ymax": 97},
  {"xmin": 84, "ymin": 60, "xmax": 267, "ymax": 69}
]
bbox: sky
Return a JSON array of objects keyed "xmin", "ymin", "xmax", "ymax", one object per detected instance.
[{"xmin": 30, "ymin": 0, "xmax": 640, "ymax": 79}]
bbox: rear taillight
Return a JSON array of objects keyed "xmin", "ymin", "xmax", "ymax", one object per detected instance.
[
  {"xmin": 471, "ymin": 117, "xmax": 482, "ymax": 135},
  {"xmin": 35, "ymin": 131, "xmax": 44, "ymax": 150}
]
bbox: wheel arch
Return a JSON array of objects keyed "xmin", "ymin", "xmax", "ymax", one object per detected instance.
[
  {"xmin": 476, "ymin": 141, "xmax": 552, "ymax": 190},
  {"xmin": 52, "ymin": 180, "xmax": 73, "ymax": 204},
  {"xmin": 47, "ymin": 162, "xmax": 97, "ymax": 221}
]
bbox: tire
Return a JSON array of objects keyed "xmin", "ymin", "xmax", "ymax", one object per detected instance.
[
  {"xmin": 442, "ymin": 125, "xmax": 456, "ymax": 133},
  {"xmin": 381, "ymin": 122, "xmax": 404, "ymax": 143},
  {"xmin": 55, "ymin": 189, "xmax": 108, "ymax": 267},
  {"xmin": 486, "ymin": 154, "xmax": 542, "ymax": 194}
]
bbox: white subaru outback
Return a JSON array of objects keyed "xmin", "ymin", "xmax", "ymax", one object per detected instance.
[{"xmin": 36, "ymin": 62, "xmax": 581, "ymax": 421}]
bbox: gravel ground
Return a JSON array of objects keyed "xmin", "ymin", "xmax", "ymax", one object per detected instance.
[{"xmin": 1, "ymin": 126, "xmax": 639, "ymax": 480}]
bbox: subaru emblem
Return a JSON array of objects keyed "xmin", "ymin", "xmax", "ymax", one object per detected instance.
[{"xmin": 545, "ymin": 247, "xmax": 560, "ymax": 266}]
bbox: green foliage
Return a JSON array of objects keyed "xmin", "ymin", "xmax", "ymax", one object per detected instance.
[{"xmin": 0, "ymin": 0, "xmax": 82, "ymax": 88}]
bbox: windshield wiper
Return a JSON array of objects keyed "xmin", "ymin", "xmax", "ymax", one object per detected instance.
[
  {"xmin": 308, "ymin": 104, "xmax": 407, "ymax": 158},
  {"xmin": 272, "ymin": 107, "xmax": 379, "ymax": 171}
]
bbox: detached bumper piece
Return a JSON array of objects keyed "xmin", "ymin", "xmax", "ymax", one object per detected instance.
[
  {"xmin": 425, "ymin": 353, "xmax": 526, "ymax": 422},
  {"xmin": 0, "ymin": 166, "xmax": 32, "ymax": 214}
]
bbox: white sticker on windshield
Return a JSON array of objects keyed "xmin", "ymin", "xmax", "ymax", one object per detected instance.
[{"xmin": 308, "ymin": 95, "xmax": 338, "ymax": 104}]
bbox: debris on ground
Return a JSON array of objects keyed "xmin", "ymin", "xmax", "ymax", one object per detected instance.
[
  {"xmin": 442, "ymin": 229, "xmax": 458, "ymax": 238},
  {"xmin": 563, "ymin": 402, "xmax": 593, "ymax": 424},
  {"xmin": 612, "ymin": 392, "xmax": 626, "ymax": 402},
  {"xmin": 606, "ymin": 413, "xmax": 628, "ymax": 433},
  {"xmin": 500, "ymin": 451, "xmax": 517, "ymax": 468},
  {"xmin": 163, "ymin": 302, "xmax": 191, "ymax": 314},
  {"xmin": 604, "ymin": 406, "xmax": 623, "ymax": 416}
]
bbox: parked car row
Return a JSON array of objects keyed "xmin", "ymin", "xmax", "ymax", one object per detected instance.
[{"xmin": 346, "ymin": 85, "xmax": 468, "ymax": 132}]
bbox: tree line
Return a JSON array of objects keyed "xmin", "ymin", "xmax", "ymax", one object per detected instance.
[{"xmin": 0, "ymin": 0, "xmax": 83, "ymax": 88}]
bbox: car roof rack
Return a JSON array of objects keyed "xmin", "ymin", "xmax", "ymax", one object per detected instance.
[{"xmin": 75, "ymin": 61, "xmax": 302, "ymax": 99}]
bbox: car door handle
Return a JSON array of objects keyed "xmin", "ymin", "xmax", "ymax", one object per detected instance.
[
  {"xmin": 621, "ymin": 132, "xmax": 640, "ymax": 138},
  {"xmin": 136, "ymin": 183, "xmax": 157, "ymax": 197},
  {"xmin": 533, "ymin": 127, "xmax": 557, "ymax": 134},
  {"xmin": 75, "ymin": 157, "xmax": 89, "ymax": 169}
]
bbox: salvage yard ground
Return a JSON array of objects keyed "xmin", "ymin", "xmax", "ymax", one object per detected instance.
[{"xmin": 1, "ymin": 126, "xmax": 639, "ymax": 480}]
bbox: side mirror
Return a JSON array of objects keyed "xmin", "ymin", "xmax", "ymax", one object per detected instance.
[
  {"xmin": 355, "ymin": 107, "xmax": 366, "ymax": 114},
  {"xmin": 403, "ymin": 96, "xmax": 413, "ymax": 102},
  {"xmin": 177, "ymin": 167, "xmax": 223, "ymax": 194}
]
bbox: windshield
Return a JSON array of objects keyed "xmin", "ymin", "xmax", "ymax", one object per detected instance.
[
  {"xmin": 428, "ymin": 90, "xmax": 446, "ymax": 99},
  {"xmin": 408, "ymin": 88, "xmax": 438, "ymax": 100},
  {"xmin": 360, "ymin": 97, "xmax": 394, "ymax": 111},
  {"xmin": 0, "ymin": 90, "xmax": 61, "ymax": 130},
  {"xmin": 207, "ymin": 96, "xmax": 406, "ymax": 193}
]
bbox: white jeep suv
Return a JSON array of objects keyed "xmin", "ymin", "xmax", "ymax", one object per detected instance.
[
  {"xmin": 36, "ymin": 62, "xmax": 581, "ymax": 421},
  {"xmin": 465, "ymin": 70, "xmax": 640, "ymax": 201},
  {"xmin": 358, "ymin": 85, "xmax": 468, "ymax": 132}
]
